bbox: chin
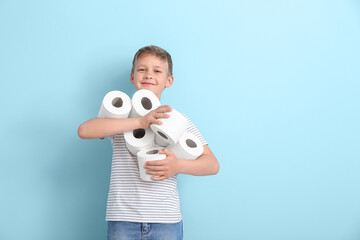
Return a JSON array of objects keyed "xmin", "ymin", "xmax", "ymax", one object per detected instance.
[
  {"xmin": 139, "ymin": 85, "xmax": 154, "ymax": 90},
  {"xmin": 138, "ymin": 86, "xmax": 156, "ymax": 94},
  {"xmin": 139, "ymin": 86, "xmax": 152, "ymax": 91}
]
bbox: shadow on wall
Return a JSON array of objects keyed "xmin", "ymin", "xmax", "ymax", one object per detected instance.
[{"xmin": 43, "ymin": 63, "xmax": 133, "ymax": 240}]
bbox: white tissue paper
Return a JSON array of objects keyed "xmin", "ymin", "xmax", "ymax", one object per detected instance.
[
  {"xmin": 150, "ymin": 109, "xmax": 189, "ymax": 145},
  {"xmin": 167, "ymin": 132, "xmax": 204, "ymax": 160},
  {"xmin": 154, "ymin": 134, "xmax": 169, "ymax": 147},
  {"xmin": 124, "ymin": 128, "xmax": 155, "ymax": 156},
  {"xmin": 98, "ymin": 91, "xmax": 132, "ymax": 118},
  {"xmin": 137, "ymin": 147, "xmax": 166, "ymax": 181},
  {"xmin": 129, "ymin": 89, "xmax": 161, "ymax": 118}
]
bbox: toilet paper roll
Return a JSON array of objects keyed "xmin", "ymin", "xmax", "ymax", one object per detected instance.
[
  {"xmin": 98, "ymin": 91, "xmax": 132, "ymax": 118},
  {"xmin": 154, "ymin": 134, "xmax": 169, "ymax": 147},
  {"xmin": 137, "ymin": 147, "xmax": 166, "ymax": 181},
  {"xmin": 150, "ymin": 109, "xmax": 189, "ymax": 145},
  {"xmin": 167, "ymin": 132, "xmax": 204, "ymax": 160},
  {"xmin": 124, "ymin": 128, "xmax": 155, "ymax": 156},
  {"xmin": 129, "ymin": 89, "xmax": 161, "ymax": 118}
]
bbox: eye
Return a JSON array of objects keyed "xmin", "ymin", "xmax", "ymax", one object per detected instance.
[
  {"xmin": 138, "ymin": 68, "xmax": 145, "ymax": 72},
  {"xmin": 155, "ymin": 70, "xmax": 161, "ymax": 73}
]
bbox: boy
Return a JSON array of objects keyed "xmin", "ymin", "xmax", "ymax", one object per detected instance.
[{"xmin": 78, "ymin": 45, "xmax": 219, "ymax": 240}]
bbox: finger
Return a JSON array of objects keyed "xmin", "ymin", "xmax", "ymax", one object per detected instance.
[
  {"xmin": 151, "ymin": 175, "xmax": 167, "ymax": 181},
  {"xmin": 152, "ymin": 119, "xmax": 163, "ymax": 125},
  {"xmin": 146, "ymin": 170, "xmax": 165, "ymax": 176},
  {"xmin": 144, "ymin": 165, "xmax": 164, "ymax": 171},
  {"xmin": 159, "ymin": 148, "xmax": 167, "ymax": 154},
  {"xmin": 156, "ymin": 105, "xmax": 172, "ymax": 113},
  {"xmin": 155, "ymin": 113, "xmax": 170, "ymax": 119},
  {"xmin": 159, "ymin": 148, "xmax": 173, "ymax": 156},
  {"xmin": 146, "ymin": 160, "xmax": 165, "ymax": 166}
]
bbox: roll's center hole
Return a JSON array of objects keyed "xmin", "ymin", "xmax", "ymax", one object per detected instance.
[
  {"xmin": 141, "ymin": 97, "xmax": 152, "ymax": 110},
  {"xmin": 133, "ymin": 129, "xmax": 146, "ymax": 139},
  {"xmin": 186, "ymin": 139, "xmax": 197, "ymax": 148},
  {"xmin": 112, "ymin": 97, "xmax": 123, "ymax": 108},
  {"xmin": 158, "ymin": 131, "xmax": 168, "ymax": 139},
  {"xmin": 147, "ymin": 150, "xmax": 158, "ymax": 154}
]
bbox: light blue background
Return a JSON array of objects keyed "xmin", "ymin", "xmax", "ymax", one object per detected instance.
[{"xmin": 1, "ymin": 0, "xmax": 360, "ymax": 239}]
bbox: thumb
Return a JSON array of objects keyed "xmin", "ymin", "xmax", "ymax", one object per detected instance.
[
  {"xmin": 160, "ymin": 148, "xmax": 170, "ymax": 156},
  {"xmin": 160, "ymin": 148, "xmax": 171, "ymax": 156}
]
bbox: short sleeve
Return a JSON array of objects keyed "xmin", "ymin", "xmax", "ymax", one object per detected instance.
[
  {"xmin": 108, "ymin": 134, "xmax": 114, "ymax": 145},
  {"xmin": 183, "ymin": 114, "xmax": 207, "ymax": 146}
]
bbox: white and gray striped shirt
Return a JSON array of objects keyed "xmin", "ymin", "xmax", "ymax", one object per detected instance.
[{"xmin": 105, "ymin": 114, "xmax": 207, "ymax": 223}]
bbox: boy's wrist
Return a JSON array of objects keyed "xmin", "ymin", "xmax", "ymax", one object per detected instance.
[
  {"xmin": 135, "ymin": 117, "xmax": 143, "ymax": 129},
  {"xmin": 176, "ymin": 158, "xmax": 186, "ymax": 174}
]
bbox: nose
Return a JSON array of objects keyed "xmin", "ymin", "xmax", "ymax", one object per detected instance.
[{"xmin": 145, "ymin": 74, "xmax": 153, "ymax": 79}]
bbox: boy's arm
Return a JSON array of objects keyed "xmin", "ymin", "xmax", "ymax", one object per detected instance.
[
  {"xmin": 78, "ymin": 105, "xmax": 172, "ymax": 139},
  {"xmin": 145, "ymin": 145, "xmax": 220, "ymax": 181},
  {"xmin": 176, "ymin": 145, "xmax": 219, "ymax": 176},
  {"xmin": 78, "ymin": 118, "xmax": 141, "ymax": 139}
]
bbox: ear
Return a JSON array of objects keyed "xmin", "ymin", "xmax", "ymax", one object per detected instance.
[
  {"xmin": 130, "ymin": 73, "xmax": 134, "ymax": 84},
  {"xmin": 165, "ymin": 75, "xmax": 174, "ymax": 88}
]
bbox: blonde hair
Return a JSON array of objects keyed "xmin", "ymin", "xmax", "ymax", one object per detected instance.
[{"xmin": 131, "ymin": 45, "xmax": 173, "ymax": 76}]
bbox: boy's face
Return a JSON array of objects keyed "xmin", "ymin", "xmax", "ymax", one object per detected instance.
[{"xmin": 130, "ymin": 53, "xmax": 174, "ymax": 99}]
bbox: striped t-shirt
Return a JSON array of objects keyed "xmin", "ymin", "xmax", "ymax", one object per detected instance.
[{"xmin": 105, "ymin": 114, "xmax": 207, "ymax": 223}]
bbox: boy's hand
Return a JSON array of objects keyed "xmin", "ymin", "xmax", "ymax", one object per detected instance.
[
  {"xmin": 138, "ymin": 105, "xmax": 172, "ymax": 129},
  {"xmin": 144, "ymin": 148, "xmax": 179, "ymax": 181}
]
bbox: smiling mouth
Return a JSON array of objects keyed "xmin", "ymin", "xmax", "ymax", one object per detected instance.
[{"xmin": 141, "ymin": 82, "xmax": 155, "ymax": 86}]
